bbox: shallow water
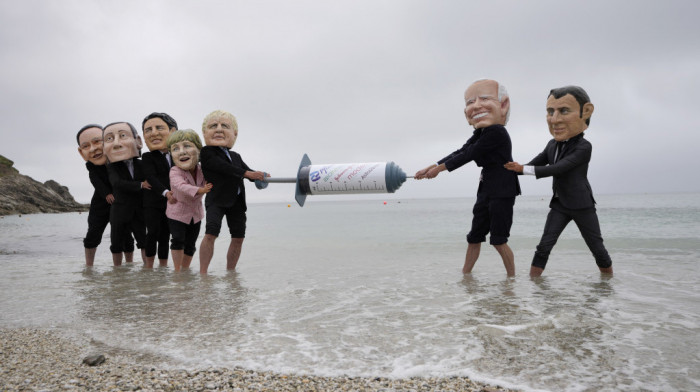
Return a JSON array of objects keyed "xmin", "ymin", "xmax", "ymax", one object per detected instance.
[{"xmin": 1, "ymin": 193, "xmax": 699, "ymax": 391}]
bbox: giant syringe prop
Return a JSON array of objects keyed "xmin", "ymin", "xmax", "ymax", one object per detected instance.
[{"xmin": 255, "ymin": 153, "xmax": 412, "ymax": 207}]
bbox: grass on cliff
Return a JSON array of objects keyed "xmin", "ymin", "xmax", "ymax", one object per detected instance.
[{"xmin": 0, "ymin": 155, "xmax": 19, "ymax": 177}]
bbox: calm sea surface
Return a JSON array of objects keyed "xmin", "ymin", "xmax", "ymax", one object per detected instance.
[{"xmin": 1, "ymin": 193, "xmax": 699, "ymax": 392}]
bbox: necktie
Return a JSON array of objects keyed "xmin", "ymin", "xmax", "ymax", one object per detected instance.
[
  {"xmin": 126, "ymin": 160, "xmax": 134, "ymax": 179},
  {"xmin": 165, "ymin": 153, "xmax": 171, "ymax": 167},
  {"xmin": 554, "ymin": 142, "xmax": 565, "ymax": 163}
]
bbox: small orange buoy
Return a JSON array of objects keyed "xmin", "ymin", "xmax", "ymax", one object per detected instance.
[{"xmin": 287, "ymin": 204, "xmax": 291, "ymax": 208}]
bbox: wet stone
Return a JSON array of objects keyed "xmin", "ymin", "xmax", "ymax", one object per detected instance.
[{"xmin": 82, "ymin": 354, "xmax": 106, "ymax": 366}]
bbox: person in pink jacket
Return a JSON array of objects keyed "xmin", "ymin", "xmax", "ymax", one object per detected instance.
[{"xmin": 166, "ymin": 129, "xmax": 212, "ymax": 271}]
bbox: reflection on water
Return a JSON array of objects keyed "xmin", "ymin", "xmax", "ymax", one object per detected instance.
[
  {"xmin": 460, "ymin": 274, "xmax": 621, "ymax": 391},
  {"xmin": 76, "ymin": 267, "xmax": 250, "ymax": 364}
]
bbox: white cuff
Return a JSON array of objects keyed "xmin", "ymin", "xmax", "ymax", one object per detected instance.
[{"xmin": 523, "ymin": 165, "xmax": 536, "ymax": 176}]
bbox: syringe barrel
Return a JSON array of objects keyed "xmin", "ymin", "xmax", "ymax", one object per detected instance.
[{"xmin": 297, "ymin": 161, "xmax": 407, "ymax": 195}]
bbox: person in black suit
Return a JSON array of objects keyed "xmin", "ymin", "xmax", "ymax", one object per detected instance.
[
  {"xmin": 505, "ymin": 85, "xmax": 613, "ymax": 277},
  {"xmin": 76, "ymin": 124, "xmax": 134, "ymax": 266},
  {"xmin": 198, "ymin": 110, "xmax": 267, "ymax": 274},
  {"xmin": 415, "ymin": 79, "xmax": 520, "ymax": 276},
  {"xmin": 141, "ymin": 112, "xmax": 178, "ymax": 268},
  {"xmin": 103, "ymin": 121, "xmax": 151, "ymax": 266}
]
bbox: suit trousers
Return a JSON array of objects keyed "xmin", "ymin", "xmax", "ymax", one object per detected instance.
[
  {"xmin": 144, "ymin": 207, "xmax": 170, "ymax": 259},
  {"xmin": 531, "ymin": 199, "xmax": 612, "ymax": 269},
  {"xmin": 84, "ymin": 202, "xmax": 110, "ymax": 249},
  {"xmin": 110, "ymin": 215, "xmax": 146, "ymax": 254},
  {"xmin": 84, "ymin": 203, "xmax": 134, "ymax": 252},
  {"xmin": 467, "ymin": 195, "xmax": 515, "ymax": 245}
]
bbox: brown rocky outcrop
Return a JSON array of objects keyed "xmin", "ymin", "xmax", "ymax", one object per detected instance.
[{"xmin": 0, "ymin": 155, "xmax": 87, "ymax": 216}]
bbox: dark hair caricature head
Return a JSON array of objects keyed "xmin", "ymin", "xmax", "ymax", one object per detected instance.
[
  {"xmin": 142, "ymin": 112, "xmax": 178, "ymax": 131},
  {"xmin": 76, "ymin": 123, "xmax": 103, "ymax": 145},
  {"xmin": 548, "ymin": 86, "xmax": 592, "ymax": 126}
]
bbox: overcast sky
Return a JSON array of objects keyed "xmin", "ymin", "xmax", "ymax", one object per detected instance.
[{"xmin": 1, "ymin": 0, "xmax": 698, "ymax": 204}]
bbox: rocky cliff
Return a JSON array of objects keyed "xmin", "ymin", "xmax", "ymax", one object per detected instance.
[{"xmin": 0, "ymin": 155, "xmax": 87, "ymax": 216}]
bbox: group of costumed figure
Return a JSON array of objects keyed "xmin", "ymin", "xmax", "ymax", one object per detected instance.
[
  {"xmin": 76, "ymin": 110, "xmax": 265, "ymax": 273},
  {"xmin": 77, "ymin": 80, "xmax": 612, "ymax": 278}
]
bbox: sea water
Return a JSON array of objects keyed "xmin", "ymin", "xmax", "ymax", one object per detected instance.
[{"xmin": 0, "ymin": 193, "xmax": 698, "ymax": 392}]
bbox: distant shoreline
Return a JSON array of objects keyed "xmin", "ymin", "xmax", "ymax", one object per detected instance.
[
  {"xmin": 0, "ymin": 205, "xmax": 88, "ymax": 217},
  {"xmin": 1, "ymin": 328, "xmax": 516, "ymax": 392}
]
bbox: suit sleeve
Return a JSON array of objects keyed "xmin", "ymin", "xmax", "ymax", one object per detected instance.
[
  {"xmin": 88, "ymin": 166, "xmax": 112, "ymax": 199},
  {"xmin": 238, "ymin": 155, "xmax": 256, "ymax": 182},
  {"xmin": 107, "ymin": 164, "xmax": 143, "ymax": 194},
  {"xmin": 525, "ymin": 143, "xmax": 551, "ymax": 167},
  {"xmin": 533, "ymin": 141, "xmax": 591, "ymax": 179},
  {"xmin": 200, "ymin": 147, "xmax": 247, "ymax": 179},
  {"xmin": 441, "ymin": 128, "xmax": 505, "ymax": 172},
  {"xmin": 142, "ymin": 153, "xmax": 168, "ymax": 196}
]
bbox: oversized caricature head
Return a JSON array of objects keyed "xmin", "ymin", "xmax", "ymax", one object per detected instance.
[
  {"xmin": 167, "ymin": 129, "xmax": 202, "ymax": 172},
  {"xmin": 103, "ymin": 122, "xmax": 143, "ymax": 163},
  {"xmin": 201, "ymin": 110, "xmax": 238, "ymax": 148},
  {"xmin": 77, "ymin": 124, "xmax": 107, "ymax": 165},
  {"xmin": 546, "ymin": 86, "xmax": 594, "ymax": 142},
  {"xmin": 463, "ymin": 79, "xmax": 510, "ymax": 129},
  {"xmin": 142, "ymin": 112, "xmax": 178, "ymax": 152}
]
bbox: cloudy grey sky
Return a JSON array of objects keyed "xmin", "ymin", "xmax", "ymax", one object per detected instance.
[{"xmin": 1, "ymin": 0, "xmax": 698, "ymax": 204}]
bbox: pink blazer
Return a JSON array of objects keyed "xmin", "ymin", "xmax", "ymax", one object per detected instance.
[{"xmin": 166, "ymin": 165, "xmax": 206, "ymax": 224}]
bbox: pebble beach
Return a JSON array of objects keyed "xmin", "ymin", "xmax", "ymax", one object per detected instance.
[{"xmin": 1, "ymin": 328, "xmax": 517, "ymax": 392}]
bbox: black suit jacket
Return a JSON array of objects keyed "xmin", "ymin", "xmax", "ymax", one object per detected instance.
[
  {"xmin": 526, "ymin": 133, "xmax": 596, "ymax": 210},
  {"xmin": 141, "ymin": 150, "xmax": 170, "ymax": 210},
  {"xmin": 438, "ymin": 124, "xmax": 520, "ymax": 198},
  {"xmin": 86, "ymin": 162, "xmax": 112, "ymax": 213},
  {"xmin": 200, "ymin": 146, "xmax": 254, "ymax": 210},
  {"xmin": 107, "ymin": 159, "xmax": 145, "ymax": 223}
]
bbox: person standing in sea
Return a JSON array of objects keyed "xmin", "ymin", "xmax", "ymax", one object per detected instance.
[
  {"xmin": 166, "ymin": 129, "xmax": 212, "ymax": 272},
  {"xmin": 198, "ymin": 110, "xmax": 267, "ymax": 274},
  {"xmin": 104, "ymin": 121, "xmax": 151, "ymax": 266},
  {"xmin": 505, "ymin": 85, "xmax": 613, "ymax": 277},
  {"xmin": 415, "ymin": 79, "xmax": 521, "ymax": 276},
  {"xmin": 76, "ymin": 124, "xmax": 134, "ymax": 266},
  {"xmin": 141, "ymin": 112, "xmax": 178, "ymax": 268}
]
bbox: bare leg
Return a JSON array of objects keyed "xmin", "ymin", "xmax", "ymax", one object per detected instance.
[
  {"xmin": 599, "ymin": 266, "xmax": 613, "ymax": 275},
  {"xmin": 199, "ymin": 234, "xmax": 217, "ymax": 274},
  {"xmin": 144, "ymin": 255, "xmax": 155, "ymax": 269},
  {"xmin": 141, "ymin": 249, "xmax": 148, "ymax": 265},
  {"xmin": 530, "ymin": 266, "xmax": 544, "ymax": 277},
  {"xmin": 84, "ymin": 247, "xmax": 97, "ymax": 267},
  {"xmin": 462, "ymin": 242, "xmax": 481, "ymax": 274},
  {"xmin": 226, "ymin": 238, "xmax": 244, "ymax": 270},
  {"xmin": 112, "ymin": 252, "xmax": 123, "ymax": 266},
  {"xmin": 158, "ymin": 258, "xmax": 168, "ymax": 267},
  {"xmin": 124, "ymin": 252, "xmax": 134, "ymax": 263},
  {"xmin": 171, "ymin": 249, "xmax": 184, "ymax": 272},
  {"xmin": 182, "ymin": 254, "xmax": 193, "ymax": 269},
  {"xmin": 493, "ymin": 243, "xmax": 515, "ymax": 277}
]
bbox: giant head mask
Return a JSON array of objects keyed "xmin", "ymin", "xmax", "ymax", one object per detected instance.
[
  {"xmin": 167, "ymin": 129, "xmax": 202, "ymax": 172},
  {"xmin": 77, "ymin": 124, "xmax": 107, "ymax": 165},
  {"xmin": 201, "ymin": 110, "xmax": 238, "ymax": 148},
  {"xmin": 142, "ymin": 112, "xmax": 177, "ymax": 152},
  {"xmin": 103, "ymin": 122, "xmax": 143, "ymax": 163},
  {"xmin": 463, "ymin": 79, "xmax": 510, "ymax": 129},
  {"xmin": 546, "ymin": 86, "xmax": 594, "ymax": 142}
]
